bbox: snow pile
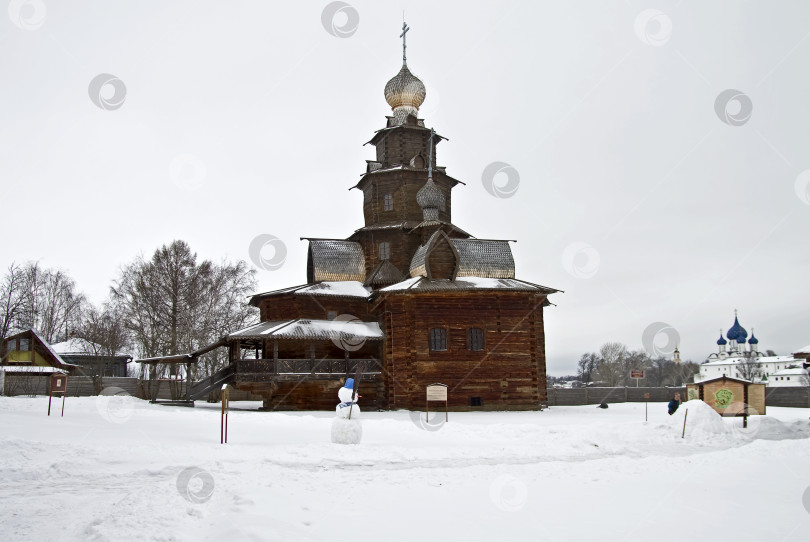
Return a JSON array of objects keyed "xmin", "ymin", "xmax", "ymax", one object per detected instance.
[
  {"xmin": 733, "ymin": 414, "xmax": 810, "ymax": 441},
  {"xmin": 667, "ymin": 399, "xmax": 730, "ymax": 441}
]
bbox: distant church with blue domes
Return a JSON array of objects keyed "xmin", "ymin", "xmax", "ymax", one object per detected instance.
[
  {"xmin": 708, "ymin": 310, "xmax": 760, "ymax": 360},
  {"xmin": 699, "ymin": 311, "xmax": 808, "ymax": 386}
]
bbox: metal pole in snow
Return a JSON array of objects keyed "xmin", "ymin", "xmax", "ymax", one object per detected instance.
[{"xmin": 682, "ymin": 408, "xmax": 688, "ymax": 439}]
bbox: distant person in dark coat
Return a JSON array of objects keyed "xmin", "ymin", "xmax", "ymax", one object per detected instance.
[{"xmin": 668, "ymin": 393, "xmax": 681, "ymax": 415}]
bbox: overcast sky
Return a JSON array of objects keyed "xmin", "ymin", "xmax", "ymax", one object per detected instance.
[{"xmin": 2, "ymin": 1, "xmax": 809, "ymax": 375}]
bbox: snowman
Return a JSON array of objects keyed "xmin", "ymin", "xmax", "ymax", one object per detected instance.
[{"xmin": 331, "ymin": 377, "xmax": 362, "ymax": 444}]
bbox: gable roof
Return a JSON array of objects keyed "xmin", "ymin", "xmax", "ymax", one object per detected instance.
[
  {"xmin": 2, "ymin": 329, "xmax": 79, "ymax": 370},
  {"xmin": 453, "ymin": 239, "xmax": 515, "ymax": 279},
  {"xmin": 365, "ymin": 260, "xmax": 405, "ymax": 288},
  {"xmin": 693, "ymin": 375, "xmax": 754, "ymax": 385},
  {"xmin": 51, "ymin": 338, "xmax": 131, "ymax": 358},
  {"xmin": 793, "ymin": 344, "xmax": 810, "ymax": 357},
  {"xmin": 409, "ymin": 230, "xmax": 459, "ymax": 279},
  {"xmin": 306, "ymin": 240, "xmax": 365, "ymax": 283}
]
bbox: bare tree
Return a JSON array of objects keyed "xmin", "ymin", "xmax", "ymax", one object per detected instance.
[
  {"xmin": 15, "ymin": 263, "xmax": 86, "ymax": 343},
  {"xmin": 736, "ymin": 354, "xmax": 762, "ymax": 381},
  {"xmin": 78, "ymin": 302, "xmax": 130, "ymax": 359},
  {"xmin": 621, "ymin": 349, "xmax": 650, "ymax": 386},
  {"xmin": 672, "ymin": 361, "xmax": 700, "ymax": 385},
  {"xmin": 594, "ymin": 342, "xmax": 628, "ymax": 386},
  {"xmin": 0, "ymin": 263, "xmax": 30, "ymax": 342},
  {"xmin": 646, "ymin": 356, "xmax": 671, "ymax": 387},
  {"xmin": 111, "ymin": 240, "xmax": 257, "ymax": 380},
  {"xmin": 577, "ymin": 352, "xmax": 598, "ymax": 384}
]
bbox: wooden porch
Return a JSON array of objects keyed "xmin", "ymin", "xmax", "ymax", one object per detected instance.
[{"xmin": 235, "ymin": 357, "xmax": 381, "ymax": 382}]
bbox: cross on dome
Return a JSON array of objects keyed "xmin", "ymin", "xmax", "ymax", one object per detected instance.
[
  {"xmin": 400, "ymin": 21, "xmax": 409, "ymax": 66},
  {"xmin": 384, "ymin": 21, "xmax": 426, "ymax": 124}
]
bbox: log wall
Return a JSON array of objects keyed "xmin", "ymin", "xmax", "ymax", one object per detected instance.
[
  {"xmin": 259, "ymin": 293, "xmax": 371, "ymax": 322},
  {"xmin": 380, "ymin": 291, "xmax": 548, "ymax": 411},
  {"xmin": 256, "ymin": 378, "xmax": 383, "ymax": 411}
]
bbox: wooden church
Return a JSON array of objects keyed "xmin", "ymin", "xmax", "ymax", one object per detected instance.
[{"xmin": 152, "ymin": 25, "xmax": 560, "ymax": 411}]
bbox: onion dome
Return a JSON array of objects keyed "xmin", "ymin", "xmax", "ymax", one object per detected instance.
[
  {"xmin": 716, "ymin": 333, "xmax": 727, "ymax": 346},
  {"xmin": 726, "ymin": 314, "xmax": 748, "ymax": 342},
  {"xmin": 748, "ymin": 330, "xmax": 759, "ymax": 345},
  {"xmin": 416, "ymin": 177, "xmax": 445, "ymax": 221},
  {"xmin": 384, "ymin": 64, "xmax": 426, "ymax": 124}
]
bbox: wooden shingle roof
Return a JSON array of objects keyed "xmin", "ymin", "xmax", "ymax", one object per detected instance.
[
  {"xmin": 365, "ymin": 260, "xmax": 405, "ymax": 288},
  {"xmin": 228, "ymin": 319, "xmax": 383, "ymax": 341},
  {"xmin": 408, "ymin": 234, "xmax": 516, "ymax": 280},
  {"xmin": 453, "ymin": 239, "xmax": 515, "ymax": 279},
  {"xmin": 306, "ymin": 240, "xmax": 365, "ymax": 283}
]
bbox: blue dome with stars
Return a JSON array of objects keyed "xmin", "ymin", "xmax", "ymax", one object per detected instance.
[{"xmin": 716, "ymin": 333, "xmax": 727, "ymax": 346}]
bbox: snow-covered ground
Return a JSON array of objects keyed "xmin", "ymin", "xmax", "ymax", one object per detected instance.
[{"xmin": 2, "ymin": 397, "xmax": 810, "ymax": 541}]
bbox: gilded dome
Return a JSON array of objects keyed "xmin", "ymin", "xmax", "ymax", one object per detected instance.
[{"xmin": 384, "ymin": 64, "xmax": 426, "ymax": 118}]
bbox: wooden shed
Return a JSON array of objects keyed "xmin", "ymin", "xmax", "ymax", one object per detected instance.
[{"xmin": 686, "ymin": 375, "xmax": 766, "ymax": 416}]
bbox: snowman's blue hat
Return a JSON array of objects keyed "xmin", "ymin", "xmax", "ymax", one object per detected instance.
[{"xmin": 344, "ymin": 378, "xmax": 354, "ymax": 389}]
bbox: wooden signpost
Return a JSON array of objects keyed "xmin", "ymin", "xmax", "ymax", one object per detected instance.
[
  {"xmin": 48, "ymin": 374, "xmax": 67, "ymax": 417},
  {"xmin": 221, "ymin": 384, "xmax": 230, "ymax": 444},
  {"xmin": 426, "ymin": 383, "xmax": 448, "ymax": 423},
  {"xmin": 682, "ymin": 408, "xmax": 689, "ymax": 439}
]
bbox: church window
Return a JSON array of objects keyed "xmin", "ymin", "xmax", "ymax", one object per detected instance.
[
  {"xmin": 429, "ymin": 328, "xmax": 447, "ymax": 351},
  {"xmin": 383, "ymin": 193, "xmax": 393, "ymax": 211},
  {"xmin": 379, "ymin": 242, "xmax": 390, "ymax": 260},
  {"xmin": 468, "ymin": 328, "xmax": 484, "ymax": 351}
]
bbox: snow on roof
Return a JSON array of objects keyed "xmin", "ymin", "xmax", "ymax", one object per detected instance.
[
  {"xmin": 702, "ymin": 355, "xmax": 796, "ymax": 366},
  {"xmin": 51, "ymin": 338, "xmax": 131, "ymax": 358},
  {"xmin": 28, "ymin": 329, "xmax": 78, "ymax": 368},
  {"xmin": 380, "ymin": 276, "xmax": 556, "ymax": 293},
  {"xmin": 793, "ymin": 344, "xmax": 810, "ymax": 355},
  {"xmin": 380, "ymin": 276, "xmax": 422, "ymax": 291},
  {"xmin": 51, "ymin": 338, "xmax": 101, "ymax": 355},
  {"xmin": 228, "ymin": 318, "xmax": 383, "ymax": 341},
  {"xmin": 0, "ymin": 366, "xmax": 67, "ymax": 374},
  {"xmin": 294, "ymin": 281, "xmax": 370, "ymax": 298},
  {"xmin": 693, "ymin": 375, "xmax": 752, "ymax": 384},
  {"xmin": 771, "ymin": 367, "xmax": 809, "ymax": 376}
]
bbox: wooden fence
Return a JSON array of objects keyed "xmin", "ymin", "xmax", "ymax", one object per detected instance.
[
  {"xmin": 3, "ymin": 374, "xmax": 808, "ymax": 408},
  {"xmin": 546, "ymin": 386, "xmax": 810, "ymax": 408},
  {"xmin": 0, "ymin": 374, "xmax": 262, "ymax": 402}
]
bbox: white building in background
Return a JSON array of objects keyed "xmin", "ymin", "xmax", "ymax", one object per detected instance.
[
  {"xmin": 697, "ymin": 311, "xmax": 810, "ymax": 386},
  {"xmin": 768, "ymin": 367, "xmax": 810, "ymax": 387}
]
